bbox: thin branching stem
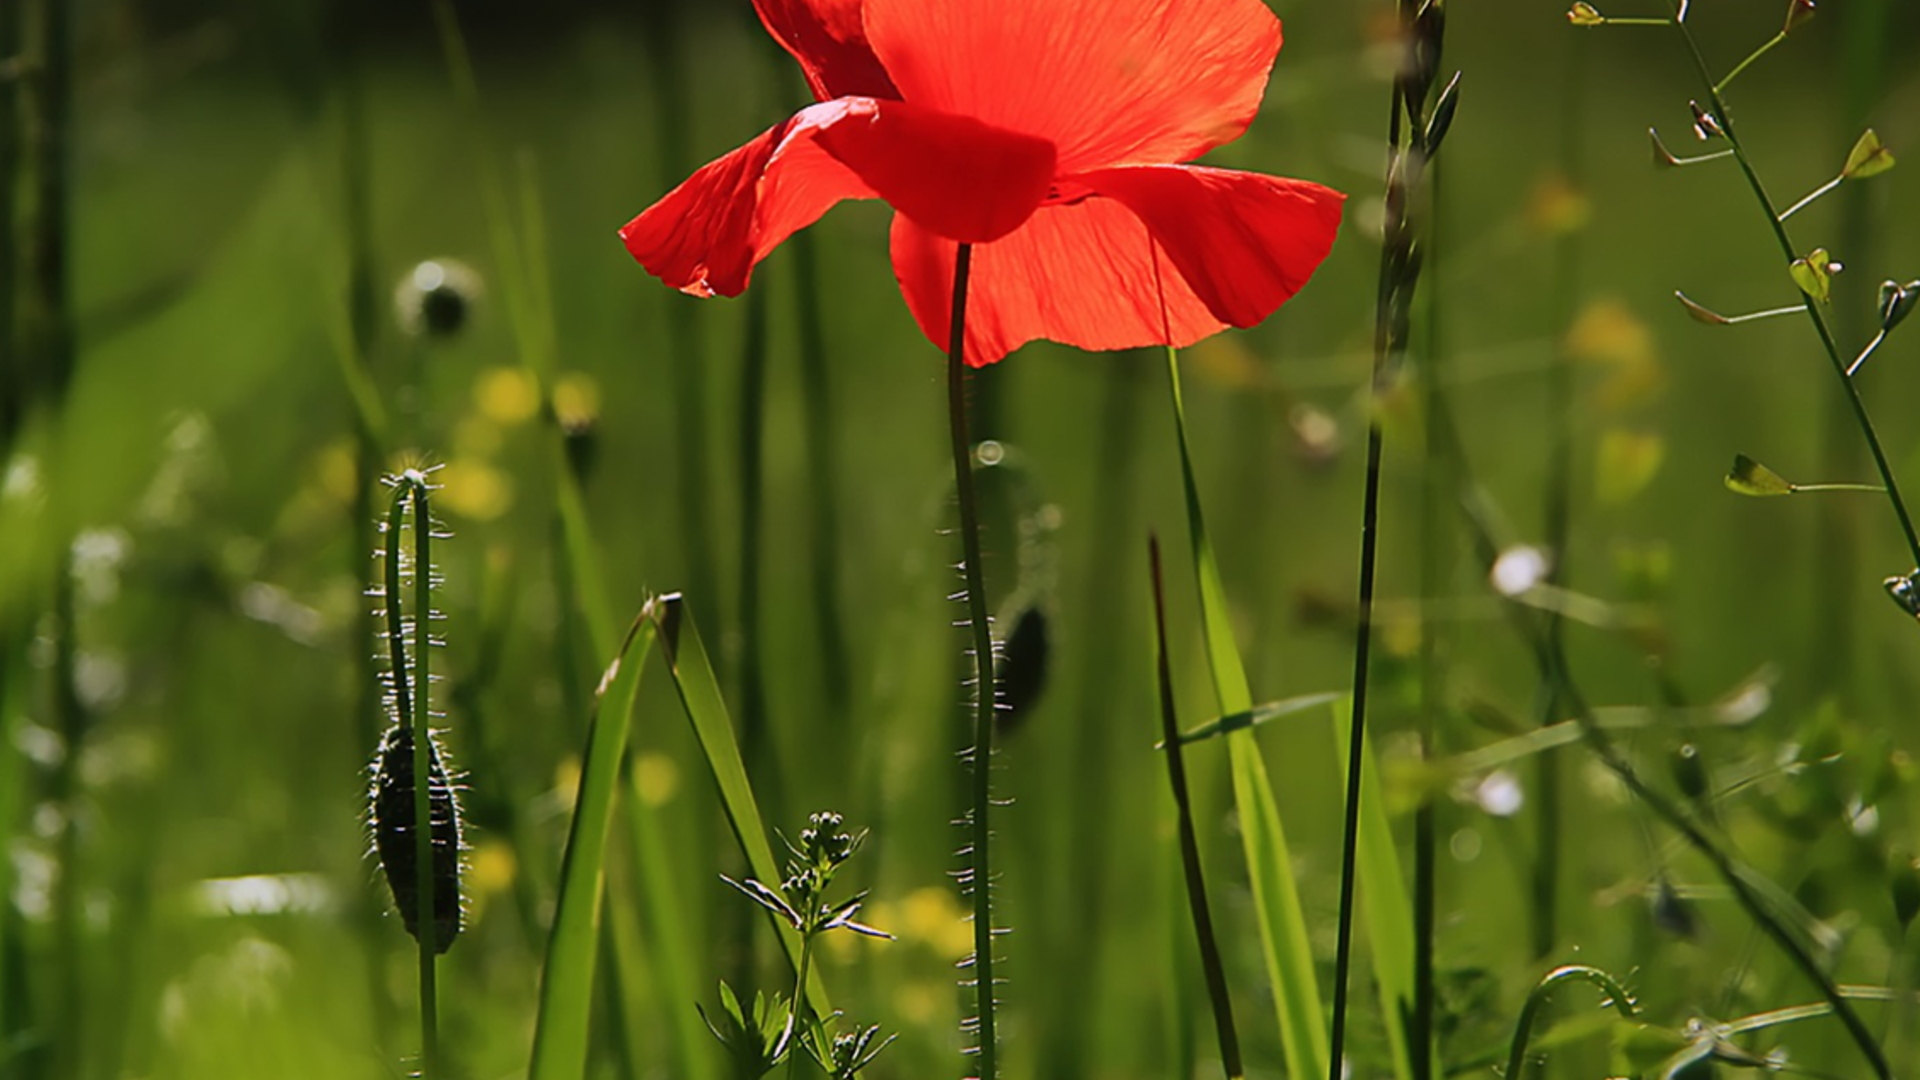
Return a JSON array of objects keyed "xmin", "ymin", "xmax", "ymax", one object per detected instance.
[
  {"xmin": 1712, "ymin": 31, "xmax": 1785, "ymax": 96},
  {"xmin": 1427, "ymin": 394, "xmax": 1894, "ymax": 1079},
  {"xmin": 1665, "ymin": 5, "xmax": 1920, "ymax": 568},
  {"xmin": 944, "ymin": 243, "xmax": 999, "ymax": 1080}
]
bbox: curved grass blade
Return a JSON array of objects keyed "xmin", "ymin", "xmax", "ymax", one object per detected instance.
[
  {"xmin": 529, "ymin": 604, "xmax": 659, "ymax": 1080},
  {"xmin": 650, "ymin": 594, "xmax": 832, "ymax": 1019},
  {"xmin": 1163, "ymin": 347, "xmax": 1328, "ymax": 1080}
]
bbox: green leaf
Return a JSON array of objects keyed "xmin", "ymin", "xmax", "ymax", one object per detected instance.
[
  {"xmin": 653, "ymin": 595, "xmax": 832, "ymax": 1019},
  {"xmin": 1843, "ymin": 129, "xmax": 1895, "ymax": 180},
  {"xmin": 1724, "ymin": 454, "xmax": 1795, "ymax": 496},
  {"xmin": 1165, "ymin": 348, "xmax": 1328, "ymax": 1080},
  {"xmin": 1333, "ymin": 697, "xmax": 1421, "ymax": 1080},
  {"xmin": 529, "ymin": 606, "xmax": 659, "ymax": 1080}
]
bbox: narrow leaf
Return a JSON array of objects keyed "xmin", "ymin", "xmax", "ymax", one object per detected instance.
[
  {"xmin": 652, "ymin": 594, "xmax": 832, "ymax": 1019},
  {"xmin": 1725, "ymin": 454, "xmax": 1795, "ymax": 497},
  {"xmin": 1165, "ymin": 348, "xmax": 1327, "ymax": 1080},
  {"xmin": 529, "ymin": 606, "xmax": 659, "ymax": 1080},
  {"xmin": 1333, "ymin": 697, "xmax": 1421, "ymax": 1080},
  {"xmin": 1162, "ymin": 691, "xmax": 1345, "ymax": 747}
]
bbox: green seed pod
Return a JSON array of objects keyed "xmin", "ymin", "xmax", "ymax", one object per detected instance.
[{"xmin": 370, "ymin": 724, "xmax": 464, "ymax": 953}]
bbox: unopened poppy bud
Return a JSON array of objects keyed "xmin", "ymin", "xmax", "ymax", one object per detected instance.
[
  {"xmin": 395, "ymin": 258, "xmax": 482, "ymax": 339},
  {"xmin": 1878, "ymin": 279, "xmax": 1919, "ymax": 333},
  {"xmin": 1893, "ymin": 855, "xmax": 1920, "ymax": 929},
  {"xmin": 993, "ymin": 604, "xmax": 1051, "ymax": 732}
]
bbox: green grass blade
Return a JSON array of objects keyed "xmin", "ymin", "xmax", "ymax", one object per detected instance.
[
  {"xmin": 651, "ymin": 594, "xmax": 832, "ymax": 1019},
  {"xmin": 1332, "ymin": 696, "xmax": 1418, "ymax": 1080},
  {"xmin": 1163, "ymin": 347, "xmax": 1328, "ymax": 1080},
  {"xmin": 528, "ymin": 606, "xmax": 658, "ymax": 1080}
]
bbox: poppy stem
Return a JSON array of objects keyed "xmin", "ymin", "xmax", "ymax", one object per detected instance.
[{"xmin": 944, "ymin": 242, "xmax": 1000, "ymax": 1079}]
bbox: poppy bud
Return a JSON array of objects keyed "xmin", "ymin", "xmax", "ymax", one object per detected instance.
[
  {"xmin": 994, "ymin": 604, "xmax": 1051, "ymax": 732},
  {"xmin": 395, "ymin": 258, "xmax": 482, "ymax": 339},
  {"xmin": 369, "ymin": 724, "xmax": 465, "ymax": 953}
]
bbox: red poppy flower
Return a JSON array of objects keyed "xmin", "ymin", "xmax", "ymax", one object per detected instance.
[{"xmin": 620, "ymin": 0, "xmax": 1345, "ymax": 367}]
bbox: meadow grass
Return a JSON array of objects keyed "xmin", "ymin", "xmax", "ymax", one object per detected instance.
[{"xmin": 4, "ymin": 3, "xmax": 1920, "ymax": 1080}]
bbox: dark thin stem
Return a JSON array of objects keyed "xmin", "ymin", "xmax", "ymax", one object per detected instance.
[
  {"xmin": 945, "ymin": 244, "xmax": 998, "ymax": 1080},
  {"xmin": 1666, "ymin": 7, "xmax": 1920, "ymax": 570},
  {"xmin": 1149, "ymin": 537, "xmax": 1244, "ymax": 1080},
  {"xmin": 407, "ymin": 480, "xmax": 439, "ymax": 1080},
  {"xmin": 0, "ymin": 0, "xmax": 20, "ymax": 448},
  {"xmin": 736, "ymin": 285, "xmax": 776, "ymax": 809},
  {"xmin": 792, "ymin": 233, "xmax": 853, "ymax": 715},
  {"xmin": 1330, "ymin": 11, "xmax": 1422, "ymax": 1075},
  {"xmin": 21, "ymin": 0, "xmax": 73, "ymax": 412}
]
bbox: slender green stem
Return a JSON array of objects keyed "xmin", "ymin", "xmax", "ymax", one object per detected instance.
[
  {"xmin": 1778, "ymin": 175, "xmax": 1843, "ymax": 222},
  {"xmin": 1846, "ymin": 329, "xmax": 1889, "ymax": 377},
  {"xmin": 1502, "ymin": 965, "xmax": 1638, "ymax": 1080},
  {"xmin": 791, "ymin": 233, "xmax": 853, "ymax": 715},
  {"xmin": 1666, "ymin": 6, "xmax": 1920, "ymax": 569},
  {"xmin": 1148, "ymin": 537, "xmax": 1243, "ymax": 1080},
  {"xmin": 1712, "ymin": 30, "xmax": 1785, "ymax": 95},
  {"xmin": 407, "ymin": 479, "xmax": 438, "ymax": 1080},
  {"xmin": 384, "ymin": 476, "xmax": 439, "ymax": 1080},
  {"xmin": 785, "ymin": 936, "xmax": 816, "ymax": 1080},
  {"xmin": 944, "ymin": 244, "xmax": 998, "ymax": 1079}
]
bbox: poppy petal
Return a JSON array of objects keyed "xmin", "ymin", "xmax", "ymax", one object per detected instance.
[
  {"xmin": 1079, "ymin": 164, "xmax": 1345, "ymax": 329},
  {"xmin": 890, "ymin": 165, "xmax": 1343, "ymax": 366},
  {"xmin": 753, "ymin": 0, "xmax": 898, "ymax": 101},
  {"xmin": 620, "ymin": 99, "xmax": 1055, "ymax": 297},
  {"xmin": 864, "ymin": 0, "xmax": 1280, "ymax": 174},
  {"xmin": 890, "ymin": 200, "xmax": 1227, "ymax": 367}
]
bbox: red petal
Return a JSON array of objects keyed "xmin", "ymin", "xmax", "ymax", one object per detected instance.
[
  {"xmin": 620, "ymin": 99, "xmax": 1055, "ymax": 296},
  {"xmin": 1081, "ymin": 164, "xmax": 1345, "ymax": 329},
  {"xmin": 754, "ymin": 0, "xmax": 898, "ymax": 101},
  {"xmin": 865, "ymin": 0, "xmax": 1280, "ymax": 174},
  {"xmin": 619, "ymin": 105, "xmax": 876, "ymax": 298},
  {"xmin": 890, "ymin": 165, "xmax": 1344, "ymax": 366}
]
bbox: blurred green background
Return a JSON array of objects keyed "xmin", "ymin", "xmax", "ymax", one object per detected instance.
[{"xmin": 6, "ymin": 1, "xmax": 1920, "ymax": 1077}]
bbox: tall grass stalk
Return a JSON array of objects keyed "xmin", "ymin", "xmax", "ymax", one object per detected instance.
[
  {"xmin": 1147, "ymin": 537, "xmax": 1243, "ymax": 1080},
  {"xmin": 641, "ymin": 0, "xmax": 719, "ymax": 618},
  {"xmin": 734, "ymin": 285, "xmax": 776, "ymax": 807},
  {"xmin": 942, "ymin": 244, "xmax": 1002, "ymax": 1080},
  {"xmin": 1532, "ymin": 21, "xmax": 1589, "ymax": 965},
  {"xmin": 0, "ymin": 0, "xmax": 20, "ymax": 448},
  {"xmin": 19, "ymin": 0, "xmax": 72, "ymax": 415},
  {"xmin": 790, "ymin": 233, "xmax": 854, "ymax": 715},
  {"xmin": 1332, "ymin": 5, "xmax": 1449, "ymax": 1077}
]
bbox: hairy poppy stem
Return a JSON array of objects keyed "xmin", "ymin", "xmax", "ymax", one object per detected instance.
[{"xmin": 945, "ymin": 243, "xmax": 999, "ymax": 1078}]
